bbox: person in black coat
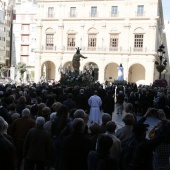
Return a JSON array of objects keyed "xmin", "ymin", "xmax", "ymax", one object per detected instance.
[
  {"xmin": 61, "ymin": 118, "xmax": 92, "ymax": 170},
  {"xmin": 0, "ymin": 116, "xmax": 15, "ymax": 170},
  {"xmin": 23, "ymin": 116, "xmax": 53, "ymax": 170},
  {"xmin": 63, "ymin": 93, "xmax": 76, "ymax": 111},
  {"xmin": 88, "ymin": 134, "xmax": 119, "ymax": 170},
  {"xmin": 75, "ymin": 89, "xmax": 88, "ymax": 112},
  {"xmin": 0, "ymin": 101, "xmax": 11, "ymax": 124},
  {"xmin": 103, "ymin": 90, "xmax": 115, "ymax": 117}
]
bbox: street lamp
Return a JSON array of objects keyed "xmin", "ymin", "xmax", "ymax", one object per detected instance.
[{"xmin": 155, "ymin": 44, "xmax": 167, "ymax": 79}]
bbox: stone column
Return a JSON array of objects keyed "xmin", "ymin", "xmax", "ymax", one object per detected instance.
[
  {"xmin": 98, "ymin": 59, "xmax": 105, "ymax": 83},
  {"xmin": 149, "ymin": 23, "xmax": 156, "ymax": 52},
  {"xmin": 58, "ymin": 20, "xmax": 64, "ymax": 50},
  {"xmin": 145, "ymin": 57, "xmax": 155, "ymax": 85},
  {"xmin": 36, "ymin": 20, "xmax": 42, "ymax": 50},
  {"xmin": 123, "ymin": 22, "xmax": 130, "ymax": 52},
  {"xmin": 55, "ymin": 56, "xmax": 63, "ymax": 81},
  {"xmin": 80, "ymin": 20, "xmax": 85, "ymax": 49},
  {"xmin": 10, "ymin": 66, "xmax": 15, "ymax": 81},
  {"xmin": 34, "ymin": 54, "xmax": 41, "ymax": 83}
]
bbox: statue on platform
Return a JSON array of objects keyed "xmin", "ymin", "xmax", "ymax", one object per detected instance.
[
  {"xmin": 117, "ymin": 64, "xmax": 124, "ymax": 81},
  {"xmin": 72, "ymin": 47, "xmax": 87, "ymax": 74}
]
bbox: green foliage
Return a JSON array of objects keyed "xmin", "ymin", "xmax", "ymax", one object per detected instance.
[
  {"xmin": 15, "ymin": 62, "xmax": 27, "ymax": 78},
  {"xmin": 59, "ymin": 72, "xmax": 94, "ymax": 87},
  {"xmin": 156, "ymin": 65, "xmax": 165, "ymax": 73},
  {"xmin": 0, "ymin": 66, "xmax": 9, "ymax": 78}
]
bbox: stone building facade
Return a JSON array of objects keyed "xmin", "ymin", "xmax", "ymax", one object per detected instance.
[{"xmin": 33, "ymin": 0, "xmax": 166, "ymax": 85}]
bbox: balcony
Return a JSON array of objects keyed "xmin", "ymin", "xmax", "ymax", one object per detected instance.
[
  {"xmin": 47, "ymin": 13, "xmax": 55, "ymax": 18},
  {"xmin": 67, "ymin": 46, "xmax": 75, "ymax": 51},
  {"xmin": 133, "ymin": 47, "xmax": 144, "ymax": 52},
  {"xmin": 135, "ymin": 11, "xmax": 145, "ymax": 17},
  {"xmin": 21, "ymin": 51, "xmax": 29, "ymax": 55},
  {"xmin": 89, "ymin": 12, "xmax": 98, "ymax": 17},
  {"xmin": 21, "ymin": 30, "xmax": 31, "ymax": 34},
  {"xmin": 87, "ymin": 47, "xmax": 96, "ymax": 51},
  {"xmin": 109, "ymin": 47, "xmax": 119, "ymax": 51},
  {"xmin": 110, "ymin": 12, "xmax": 119, "ymax": 17},
  {"xmin": 20, "ymin": 41, "xmax": 30, "ymax": 45},
  {"xmin": 69, "ymin": 13, "xmax": 77, "ymax": 18}
]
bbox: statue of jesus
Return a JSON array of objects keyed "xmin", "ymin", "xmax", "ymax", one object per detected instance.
[{"xmin": 72, "ymin": 47, "xmax": 87, "ymax": 73}]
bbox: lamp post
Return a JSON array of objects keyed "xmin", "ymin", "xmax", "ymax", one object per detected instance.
[{"xmin": 155, "ymin": 44, "xmax": 167, "ymax": 79}]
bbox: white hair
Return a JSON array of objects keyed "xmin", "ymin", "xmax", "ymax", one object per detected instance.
[
  {"xmin": 36, "ymin": 116, "xmax": 45, "ymax": 127},
  {"xmin": 22, "ymin": 108, "xmax": 30, "ymax": 118},
  {"xmin": 50, "ymin": 112, "xmax": 56, "ymax": 121}
]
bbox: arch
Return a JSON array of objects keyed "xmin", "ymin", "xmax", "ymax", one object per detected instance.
[
  {"xmin": 109, "ymin": 29, "xmax": 121, "ymax": 34},
  {"xmin": 41, "ymin": 61, "xmax": 55, "ymax": 80},
  {"xmin": 128, "ymin": 64, "xmax": 145, "ymax": 85},
  {"xmin": 45, "ymin": 28, "xmax": 56, "ymax": 34},
  {"xmin": 104, "ymin": 63, "xmax": 119, "ymax": 82},
  {"xmin": 83, "ymin": 62, "xmax": 99, "ymax": 81},
  {"xmin": 87, "ymin": 27, "xmax": 98, "ymax": 34},
  {"xmin": 133, "ymin": 27, "xmax": 145, "ymax": 34},
  {"xmin": 67, "ymin": 28, "xmax": 77, "ymax": 34}
]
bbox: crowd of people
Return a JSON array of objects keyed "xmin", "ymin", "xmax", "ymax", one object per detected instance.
[{"xmin": 0, "ymin": 81, "xmax": 170, "ymax": 170}]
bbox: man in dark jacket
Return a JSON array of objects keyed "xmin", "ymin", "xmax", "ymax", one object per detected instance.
[
  {"xmin": 8, "ymin": 108, "xmax": 35, "ymax": 170},
  {"xmin": 23, "ymin": 116, "xmax": 53, "ymax": 170},
  {"xmin": 75, "ymin": 89, "xmax": 88, "ymax": 111},
  {"xmin": 0, "ymin": 116, "xmax": 15, "ymax": 170},
  {"xmin": 61, "ymin": 118, "xmax": 92, "ymax": 170},
  {"xmin": 103, "ymin": 90, "xmax": 115, "ymax": 117},
  {"xmin": 63, "ymin": 93, "xmax": 76, "ymax": 111}
]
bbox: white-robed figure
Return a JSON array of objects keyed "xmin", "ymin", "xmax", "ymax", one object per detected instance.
[
  {"xmin": 117, "ymin": 64, "xmax": 124, "ymax": 81},
  {"xmin": 88, "ymin": 90, "xmax": 102, "ymax": 124}
]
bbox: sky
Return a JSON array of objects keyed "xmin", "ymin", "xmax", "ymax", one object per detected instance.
[{"xmin": 162, "ymin": 0, "xmax": 170, "ymax": 21}]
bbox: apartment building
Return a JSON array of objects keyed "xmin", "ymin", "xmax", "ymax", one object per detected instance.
[
  {"xmin": 11, "ymin": 0, "xmax": 37, "ymax": 81},
  {"xmin": 0, "ymin": 0, "xmax": 6, "ymax": 66},
  {"xmin": 33, "ymin": 0, "xmax": 166, "ymax": 84}
]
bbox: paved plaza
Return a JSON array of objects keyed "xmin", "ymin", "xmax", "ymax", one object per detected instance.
[{"xmin": 112, "ymin": 108, "xmax": 159, "ymax": 137}]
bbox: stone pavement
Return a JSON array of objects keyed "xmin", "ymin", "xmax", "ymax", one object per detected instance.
[{"xmin": 112, "ymin": 109, "xmax": 160, "ymax": 137}]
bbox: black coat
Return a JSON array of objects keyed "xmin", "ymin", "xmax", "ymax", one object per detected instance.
[
  {"xmin": 75, "ymin": 94, "xmax": 88, "ymax": 111},
  {"xmin": 23, "ymin": 127, "xmax": 53, "ymax": 162},
  {"xmin": 102, "ymin": 96, "xmax": 115, "ymax": 116},
  {"xmin": 61, "ymin": 132, "xmax": 92, "ymax": 170},
  {"xmin": 0, "ymin": 134, "xmax": 15, "ymax": 170}
]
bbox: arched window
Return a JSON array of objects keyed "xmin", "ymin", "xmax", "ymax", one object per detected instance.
[
  {"xmin": 67, "ymin": 29, "xmax": 77, "ymax": 51},
  {"xmin": 45, "ymin": 28, "xmax": 55, "ymax": 50},
  {"xmin": 87, "ymin": 28, "xmax": 98, "ymax": 51},
  {"xmin": 133, "ymin": 28, "xmax": 145, "ymax": 52}
]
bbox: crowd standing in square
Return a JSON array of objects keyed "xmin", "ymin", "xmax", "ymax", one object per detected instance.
[{"xmin": 0, "ymin": 81, "xmax": 170, "ymax": 170}]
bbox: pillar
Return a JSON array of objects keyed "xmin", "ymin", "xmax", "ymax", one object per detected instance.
[
  {"xmin": 58, "ymin": 20, "xmax": 64, "ymax": 50},
  {"xmin": 34, "ymin": 54, "xmax": 41, "ymax": 83},
  {"xmin": 10, "ymin": 66, "xmax": 15, "ymax": 81},
  {"xmin": 36, "ymin": 20, "xmax": 42, "ymax": 50}
]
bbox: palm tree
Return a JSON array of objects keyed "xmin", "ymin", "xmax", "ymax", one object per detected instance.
[
  {"xmin": 0, "ymin": 65, "xmax": 9, "ymax": 78},
  {"xmin": 15, "ymin": 62, "xmax": 27, "ymax": 80}
]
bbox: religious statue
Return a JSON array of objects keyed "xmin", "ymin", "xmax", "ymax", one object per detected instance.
[
  {"xmin": 72, "ymin": 47, "xmax": 87, "ymax": 74},
  {"xmin": 117, "ymin": 63, "xmax": 124, "ymax": 81}
]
